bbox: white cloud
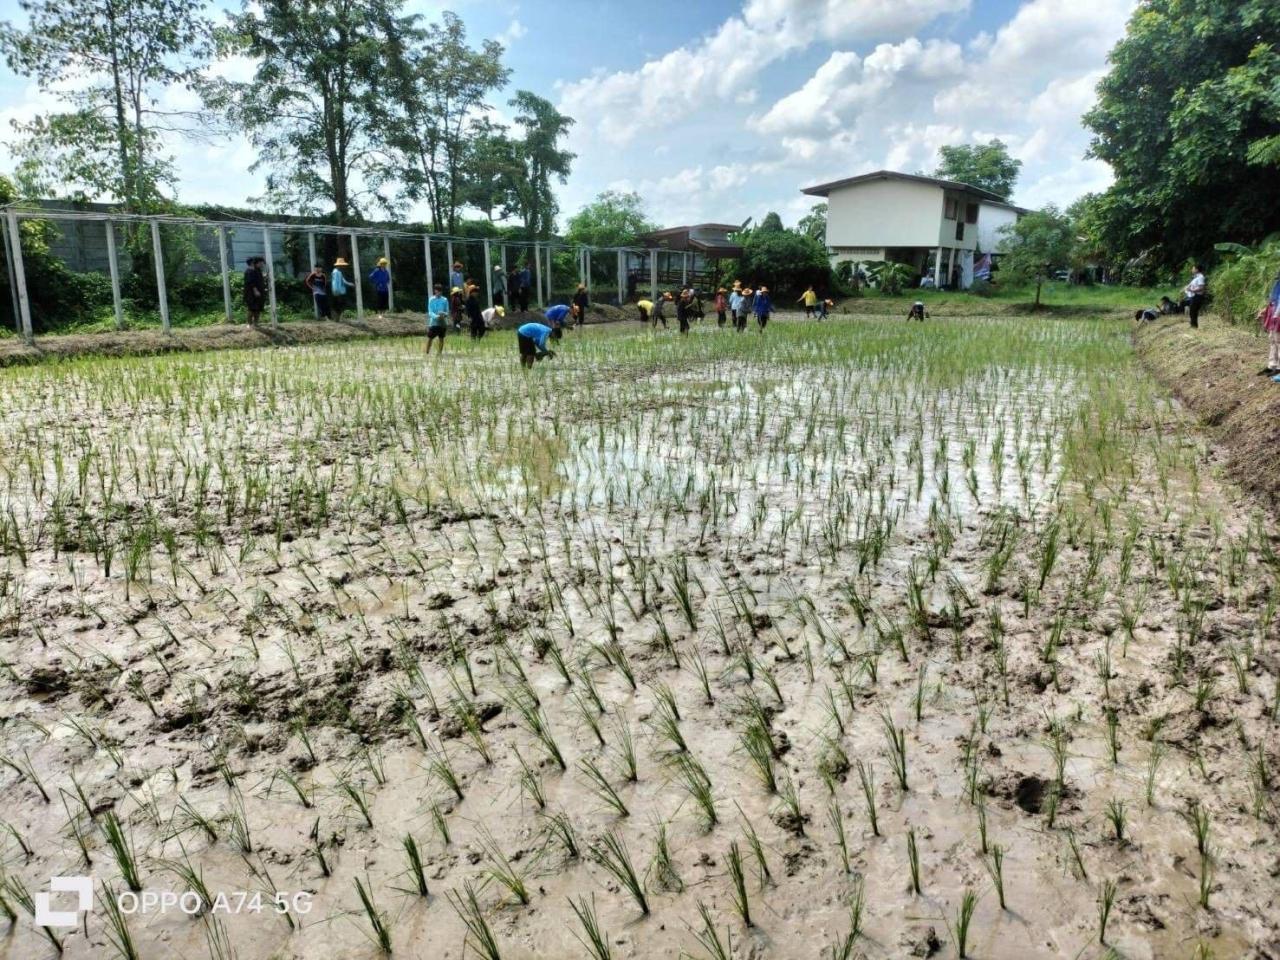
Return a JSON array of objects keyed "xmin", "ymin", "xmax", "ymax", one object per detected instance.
[
  {"xmin": 497, "ymin": 19, "xmax": 526, "ymax": 49},
  {"xmin": 558, "ymin": 0, "xmax": 969, "ymax": 146}
]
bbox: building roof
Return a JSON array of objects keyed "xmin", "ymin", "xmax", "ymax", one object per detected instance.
[
  {"xmin": 642, "ymin": 223, "xmax": 742, "ymax": 238},
  {"xmin": 800, "ymin": 170, "xmax": 1028, "ymax": 212},
  {"xmin": 640, "ymin": 223, "xmax": 743, "ymax": 256}
]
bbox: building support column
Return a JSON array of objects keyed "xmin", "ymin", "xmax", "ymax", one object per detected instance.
[
  {"xmin": 483, "ymin": 239, "xmax": 493, "ymax": 308},
  {"xmin": 424, "ymin": 237, "xmax": 433, "ymax": 297},
  {"xmin": 649, "ymin": 248, "xmax": 658, "ymax": 303},
  {"xmin": 934, "ymin": 245, "xmax": 944, "ymax": 289}
]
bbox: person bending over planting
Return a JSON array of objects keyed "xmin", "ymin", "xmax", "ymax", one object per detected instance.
[
  {"xmin": 426, "ymin": 283, "xmax": 449, "ymax": 355},
  {"xmin": 907, "ymin": 301, "xmax": 929, "ymax": 322},
  {"xmin": 543, "ymin": 303, "xmax": 571, "ymax": 329},
  {"xmin": 517, "ymin": 317, "xmax": 562, "ymax": 368},
  {"xmin": 636, "ymin": 297, "xmax": 653, "ymax": 323}
]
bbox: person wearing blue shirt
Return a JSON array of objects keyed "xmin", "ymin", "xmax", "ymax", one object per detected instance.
[
  {"xmin": 369, "ymin": 257, "xmax": 392, "ymax": 318},
  {"xmin": 753, "ymin": 285, "xmax": 773, "ymax": 332},
  {"xmin": 543, "ymin": 303, "xmax": 571, "ymax": 326},
  {"xmin": 426, "ymin": 284, "xmax": 450, "ymax": 355},
  {"xmin": 517, "ymin": 318, "xmax": 561, "ymax": 368},
  {"xmin": 330, "ymin": 258, "xmax": 350, "ymax": 322},
  {"xmin": 450, "ymin": 261, "xmax": 465, "ymax": 294}
]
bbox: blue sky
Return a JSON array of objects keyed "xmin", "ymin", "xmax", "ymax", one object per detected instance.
[{"xmin": 0, "ymin": 0, "xmax": 1137, "ymax": 229}]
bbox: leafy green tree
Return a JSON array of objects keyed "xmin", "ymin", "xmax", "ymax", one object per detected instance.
[
  {"xmin": 221, "ymin": 0, "xmax": 421, "ymax": 223},
  {"xmin": 381, "ymin": 11, "xmax": 509, "ymax": 232},
  {"xmin": 507, "ymin": 91, "xmax": 575, "ymax": 239},
  {"xmin": 1083, "ymin": 0, "xmax": 1280, "ymax": 269},
  {"xmin": 864, "ymin": 261, "xmax": 914, "ymax": 296},
  {"xmin": 733, "ymin": 227, "xmax": 830, "ymax": 296},
  {"xmin": 0, "ymin": 0, "xmax": 217, "ymax": 211},
  {"xmin": 934, "ymin": 140, "xmax": 1021, "ymax": 199},
  {"xmin": 565, "ymin": 192, "xmax": 655, "ymax": 248},
  {"xmin": 461, "ymin": 123, "xmax": 523, "ymax": 224},
  {"xmin": 758, "ymin": 211, "xmax": 785, "ymax": 233},
  {"xmin": 998, "ymin": 205, "xmax": 1075, "ymax": 308},
  {"xmin": 797, "ymin": 203, "xmax": 827, "ymax": 243}
]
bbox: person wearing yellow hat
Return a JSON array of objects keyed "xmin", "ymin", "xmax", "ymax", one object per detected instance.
[
  {"xmin": 572, "ymin": 283, "xmax": 589, "ymax": 329},
  {"xmin": 482, "ymin": 303, "xmax": 505, "ymax": 332},
  {"xmin": 330, "ymin": 258, "xmax": 351, "ymax": 322},
  {"xmin": 736, "ymin": 287, "xmax": 754, "ymax": 332},
  {"xmin": 369, "ymin": 257, "xmax": 391, "ymax": 319}
]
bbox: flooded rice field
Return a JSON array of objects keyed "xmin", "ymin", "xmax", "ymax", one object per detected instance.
[{"xmin": 0, "ymin": 315, "xmax": 1276, "ymax": 960}]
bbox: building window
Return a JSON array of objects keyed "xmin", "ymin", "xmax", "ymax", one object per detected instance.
[
  {"xmin": 966, "ymin": 203, "xmax": 979, "ymax": 224},
  {"xmin": 944, "ymin": 198, "xmax": 958, "ymax": 220},
  {"xmin": 956, "ymin": 221, "xmax": 965, "ymax": 241}
]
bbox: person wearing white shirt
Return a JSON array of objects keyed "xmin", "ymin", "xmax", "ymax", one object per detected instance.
[{"xmin": 1184, "ymin": 263, "xmax": 1207, "ymax": 329}]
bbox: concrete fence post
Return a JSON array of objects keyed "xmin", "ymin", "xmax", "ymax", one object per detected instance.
[
  {"xmin": 151, "ymin": 219, "xmax": 170, "ymax": 333},
  {"xmin": 350, "ymin": 232, "xmax": 364, "ymax": 319},
  {"xmin": 262, "ymin": 226, "xmax": 278, "ymax": 325},
  {"xmin": 104, "ymin": 221, "xmax": 124, "ymax": 330},
  {"xmin": 6, "ymin": 210, "xmax": 33, "ymax": 341},
  {"xmin": 383, "ymin": 234, "xmax": 394, "ymax": 314},
  {"xmin": 217, "ymin": 226, "xmax": 234, "ymax": 323}
]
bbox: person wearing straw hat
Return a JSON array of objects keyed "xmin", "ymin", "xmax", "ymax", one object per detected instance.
[
  {"xmin": 737, "ymin": 287, "xmax": 755, "ymax": 332},
  {"xmin": 449, "ymin": 285, "xmax": 465, "ymax": 332},
  {"xmin": 304, "ymin": 264, "xmax": 329, "ymax": 319},
  {"xmin": 651, "ymin": 292, "xmax": 671, "ymax": 330},
  {"xmin": 466, "ymin": 283, "xmax": 485, "ymax": 339},
  {"xmin": 450, "ymin": 260, "xmax": 465, "ymax": 293},
  {"xmin": 243, "ymin": 256, "xmax": 266, "ymax": 325},
  {"xmin": 753, "ymin": 285, "xmax": 773, "ymax": 331},
  {"xmin": 492, "ymin": 263, "xmax": 507, "ymax": 308},
  {"xmin": 482, "ymin": 303, "xmax": 505, "ymax": 333},
  {"xmin": 330, "ymin": 257, "xmax": 351, "ymax": 322},
  {"xmin": 676, "ymin": 289, "xmax": 691, "ymax": 335},
  {"xmin": 728, "ymin": 286, "xmax": 743, "ymax": 330},
  {"xmin": 572, "ymin": 283, "xmax": 589, "ymax": 329},
  {"xmin": 515, "ymin": 262, "xmax": 532, "ymax": 312},
  {"xmin": 369, "ymin": 257, "xmax": 392, "ymax": 319},
  {"xmin": 426, "ymin": 282, "xmax": 449, "ymax": 355}
]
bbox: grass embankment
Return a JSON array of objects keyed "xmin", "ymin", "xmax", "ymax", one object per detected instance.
[
  {"xmin": 0, "ymin": 302, "xmax": 635, "ymax": 366},
  {"xmin": 835, "ymin": 283, "xmax": 1170, "ymax": 318},
  {"xmin": 1135, "ymin": 312, "xmax": 1280, "ymax": 506}
]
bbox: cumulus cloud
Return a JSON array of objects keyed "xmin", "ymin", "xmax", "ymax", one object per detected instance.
[{"xmin": 558, "ymin": 0, "xmax": 970, "ymax": 145}]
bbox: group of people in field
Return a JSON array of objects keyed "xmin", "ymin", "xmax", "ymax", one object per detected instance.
[{"xmin": 634, "ymin": 281, "xmax": 833, "ymax": 334}]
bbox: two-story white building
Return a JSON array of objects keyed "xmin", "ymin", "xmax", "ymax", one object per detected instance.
[{"xmin": 800, "ymin": 170, "xmax": 1027, "ymax": 289}]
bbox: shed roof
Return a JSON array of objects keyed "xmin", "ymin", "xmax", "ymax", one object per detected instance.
[{"xmin": 800, "ymin": 170, "xmax": 1028, "ymax": 213}]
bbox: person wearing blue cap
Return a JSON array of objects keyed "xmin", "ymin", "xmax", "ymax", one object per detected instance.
[{"xmin": 517, "ymin": 315, "xmax": 562, "ymax": 368}]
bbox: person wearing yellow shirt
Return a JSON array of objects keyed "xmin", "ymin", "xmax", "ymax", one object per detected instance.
[
  {"xmin": 797, "ymin": 285, "xmax": 818, "ymax": 318},
  {"xmin": 636, "ymin": 298, "xmax": 654, "ymax": 323}
]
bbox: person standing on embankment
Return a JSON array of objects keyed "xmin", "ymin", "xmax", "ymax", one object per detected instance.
[
  {"xmin": 1184, "ymin": 263, "xmax": 1207, "ymax": 329},
  {"xmin": 1256, "ymin": 271, "xmax": 1280, "ymax": 377}
]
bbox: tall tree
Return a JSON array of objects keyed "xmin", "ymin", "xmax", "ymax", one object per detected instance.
[
  {"xmin": 0, "ymin": 0, "xmax": 216, "ymax": 210},
  {"xmin": 997, "ymin": 205, "xmax": 1074, "ymax": 308},
  {"xmin": 1083, "ymin": 0, "xmax": 1280, "ymax": 269},
  {"xmin": 758, "ymin": 211, "xmax": 785, "ymax": 233},
  {"xmin": 797, "ymin": 203, "xmax": 827, "ymax": 242},
  {"xmin": 221, "ymin": 0, "xmax": 420, "ymax": 222},
  {"xmin": 507, "ymin": 91, "xmax": 574, "ymax": 238},
  {"xmin": 460, "ymin": 122, "xmax": 523, "ymax": 224},
  {"xmin": 381, "ymin": 12, "xmax": 509, "ymax": 232},
  {"xmin": 934, "ymin": 140, "xmax": 1021, "ymax": 199},
  {"xmin": 565, "ymin": 191, "xmax": 655, "ymax": 248}
]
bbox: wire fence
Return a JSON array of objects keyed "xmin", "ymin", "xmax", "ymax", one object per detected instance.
[{"xmin": 0, "ymin": 205, "xmax": 704, "ymax": 341}]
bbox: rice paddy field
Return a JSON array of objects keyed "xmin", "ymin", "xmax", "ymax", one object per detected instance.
[{"xmin": 0, "ymin": 313, "xmax": 1277, "ymax": 960}]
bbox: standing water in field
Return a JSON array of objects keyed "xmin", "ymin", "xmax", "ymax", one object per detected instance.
[{"xmin": 0, "ymin": 316, "xmax": 1274, "ymax": 960}]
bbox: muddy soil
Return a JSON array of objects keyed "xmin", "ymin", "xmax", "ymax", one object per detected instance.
[{"xmin": 0, "ymin": 314, "xmax": 1276, "ymax": 960}]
